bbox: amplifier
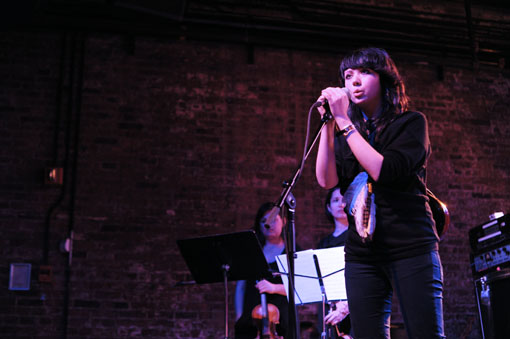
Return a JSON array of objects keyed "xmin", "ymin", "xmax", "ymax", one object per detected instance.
[
  {"xmin": 471, "ymin": 243, "xmax": 510, "ymax": 278},
  {"xmin": 469, "ymin": 214, "xmax": 510, "ymax": 253}
]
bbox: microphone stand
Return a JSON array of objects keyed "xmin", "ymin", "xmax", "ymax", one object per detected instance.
[{"xmin": 268, "ymin": 109, "xmax": 333, "ymax": 339}]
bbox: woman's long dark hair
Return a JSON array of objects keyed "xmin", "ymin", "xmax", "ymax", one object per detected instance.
[{"xmin": 339, "ymin": 47, "xmax": 409, "ymax": 141}]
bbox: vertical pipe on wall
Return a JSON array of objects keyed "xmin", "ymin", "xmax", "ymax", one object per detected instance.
[
  {"xmin": 60, "ymin": 31, "xmax": 77, "ymax": 339},
  {"xmin": 60, "ymin": 31, "xmax": 86, "ymax": 339},
  {"xmin": 43, "ymin": 33, "xmax": 69, "ymax": 265}
]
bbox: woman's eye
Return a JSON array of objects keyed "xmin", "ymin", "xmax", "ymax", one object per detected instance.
[
  {"xmin": 345, "ymin": 74, "xmax": 352, "ymax": 79},
  {"xmin": 361, "ymin": 69, "xmax": 371, "ymax": 74}
]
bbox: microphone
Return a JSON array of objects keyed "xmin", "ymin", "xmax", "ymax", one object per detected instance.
[
  {"xmin": 314, "ymin": 100, "xmax": 328, "ymax": 108},
  {"xmin": 263, "ymin": 206, "xmax": 280, "ymax": 229}
]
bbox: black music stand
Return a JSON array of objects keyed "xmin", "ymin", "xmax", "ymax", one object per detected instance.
[{"xmin": 177, "ymin": 230, "xmax": 271, "ymax": 339}]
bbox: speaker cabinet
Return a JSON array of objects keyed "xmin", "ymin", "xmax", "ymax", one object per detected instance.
[{"xmin": 474, "ymin": 269, "xmax": 510, "ymax": 339}]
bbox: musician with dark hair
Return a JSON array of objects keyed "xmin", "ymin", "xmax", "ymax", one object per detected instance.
[
  {"xmin": 234, "ymin": 202, "xmax": 291, "ymax": 339},
  {"xmin": 315, "ymin": 47, "xmax": 445, "ymax": 338},
  {"xmin": 317, "ymin": 186, "xmax": 352, "ymax": 339}
]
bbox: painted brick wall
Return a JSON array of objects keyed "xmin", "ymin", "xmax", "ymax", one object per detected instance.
[{"xmin": 1, "ymin": 28, "xmax": 509, "ymax": 338}]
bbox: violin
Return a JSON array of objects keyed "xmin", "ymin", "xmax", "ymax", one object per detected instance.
[{"xmin": 251, "ymin": 292, "xmax": 282, "ymax": 339}]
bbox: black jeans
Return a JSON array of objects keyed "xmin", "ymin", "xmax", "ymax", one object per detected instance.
[{"xmin": 345, "ymin": 251, "xmax": 445, "ymax": 339}]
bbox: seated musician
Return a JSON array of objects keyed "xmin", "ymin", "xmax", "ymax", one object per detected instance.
[
  {"xmin": 234, "ymin": 202, "xmax": 296, "ymax": 339},
  {"xmin": 316, "ymin": 186, "xmax": 352, "ymax": 339}
]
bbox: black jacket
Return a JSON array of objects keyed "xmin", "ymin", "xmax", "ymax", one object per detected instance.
[{"xmin": 335, "ymin": 111, "xmax": 439, "ymax": 262}]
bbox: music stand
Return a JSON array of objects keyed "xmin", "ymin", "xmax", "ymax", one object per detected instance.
[
  {"xmin": 276, "ymin": 247, "xmax": 347, "ymax": 304},
  {"xmin": 276, "ymin": 247, "xmax": 347, "ymax": 338},
  {"xmin": 177, "ymin": 230, "xmax": 271, "ymax": 339}
]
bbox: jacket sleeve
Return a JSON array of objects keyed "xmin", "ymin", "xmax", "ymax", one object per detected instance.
[{"xmin": 378, "ymin": 112, "xmax": 430, "ymax": 184}]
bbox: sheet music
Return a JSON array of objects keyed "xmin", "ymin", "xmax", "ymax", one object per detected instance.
[
  {"xmin": 276, "ymin": 246, "xmax": 346, "ymax": 305},
  {"xmin": 314, "ymin": 247, "xmax": 347, "ymax": 301}
]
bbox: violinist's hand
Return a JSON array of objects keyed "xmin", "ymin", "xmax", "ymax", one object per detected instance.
[
  {"xmin": 255, "ymin": 279, "xmax": 276, "ymax": 294},
  {"xmin": 255, "ymin": 280, "xmax": 287, "ymax": 296},
  {"xmin": 317, "ymin": 87, "xmax": 351, "ymax": 125},
  {"xmin": 324, "ymin": 300, "xmax": 349, "ymax": 326}
]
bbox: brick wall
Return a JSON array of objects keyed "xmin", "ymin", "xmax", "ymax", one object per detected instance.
[{"xmin": 1, "ymin": 28, "xmax": 509, "ymax": 338}]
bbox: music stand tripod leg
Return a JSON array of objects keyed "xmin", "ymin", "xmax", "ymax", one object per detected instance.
[
  {"xmin": 313, "ymin": 254, "xmax": 329, "ymax": 339},
  {"xmin": 321, "ymin": 292, "xmax": 327, "ymax": 339},
  {"xmin": 222, "ymin": 264, "xmax": 230, "ymax": 339}
]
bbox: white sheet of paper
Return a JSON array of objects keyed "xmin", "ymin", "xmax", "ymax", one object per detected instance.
[{"xmin": 275, "ymin": 246, "xmax": 346, "ymax": 305}]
